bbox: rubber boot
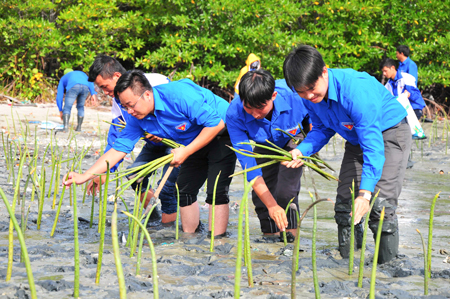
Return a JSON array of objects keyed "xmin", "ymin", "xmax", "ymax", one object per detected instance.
[
  {"xmin": 76, "ymin": 116, "xmax": 84, "ymax": 132},
  {"xmin": 338, "ymin": 225, "xmax": 352, "ymax": 258},
  {"xmin": 377, "ymin": 231, "xmax": 399, "ymax": 264},
  {"xmin": 355, "ymin": 220, "xmax": 364, "ymax": 249},
  {"xmin": 62, "ymin": 114, "xmax": 70, "ymax": 132}
]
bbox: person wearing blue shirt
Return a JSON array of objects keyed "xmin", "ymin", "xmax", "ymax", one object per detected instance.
[
  {"xmin": 63, "ymin": 70, "xmax": 236, "ymax": 236},
  {"xmin": 87, "ymin": 55, "xmax": 177, "ymax": 224},
  {"xmin": 381, "ymin": 58, "xmax": 425, "ymax": 120},
  {"xmin": 283, "ymin": 45, "xmax": 412, "ymax": 264},
  {"xmin": 226, "ymin": 69, "xmax": 310, "ymax": 240},
  {"xmin": 396, "ymin": 45, "xmax": 418, "ymax": 84},
  {"xmin": 56, "ymin": 69, "xmax": 98, "ymax": 132}
]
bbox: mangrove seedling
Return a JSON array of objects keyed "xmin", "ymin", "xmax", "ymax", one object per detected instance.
[
  {"xmin": 369, "ymin": 207, "xmax": 385, "ymax": 299},
  {"xmin": 427, "ymin": 192, "xmax": 440, "ymax": 278},
  {"xmin": 210, "ymin": 171, "xmax": 221, "ymax": 252},
  {"xmin": 416, "ymin": 229, "xmax": 429, "ymax": 295}
]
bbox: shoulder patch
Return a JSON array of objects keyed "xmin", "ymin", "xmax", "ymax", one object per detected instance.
[
  {"xmin": 341, "ymin": 122, "xmax": 354, "ymax": 130},
  {"xmin": 176, "ymin": 123, "xmax": 187, "ymax": 131}
]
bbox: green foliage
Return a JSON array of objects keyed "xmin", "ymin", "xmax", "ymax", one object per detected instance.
[{"xmin": 0, "ymin": 0, "xmax": 449, "ymax": 102}]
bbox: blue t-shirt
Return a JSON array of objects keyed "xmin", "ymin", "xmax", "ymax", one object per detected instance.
[
  {"xmin": 398, "ymin": 57, "xmax": 418, "ymax": 83},
  {"xmin": 56, "ymin": 71, "xmax": 97, "ymax": 111},
  {"xmin": 113, "ymin": 79, "xmax": 228, "ymax": 153},
  {"xmin": 227, "ymin": 79, "xmax": 309, "ymax": 181},
  {"xmin": 296, "ymin": 68, "xmax": 407, "ymax": 192}
]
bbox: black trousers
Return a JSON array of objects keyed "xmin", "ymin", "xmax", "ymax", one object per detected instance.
[
  {"xmin": 252, "ymin": 136, "xmax": 303, "ymax": 233},
  {"xmin": 176, "ymin": 131, "xmax": 236, "ymax": 207},
  {"xmin": 334, "ymin": 120, "xmax": 411, "ymax": 234}
]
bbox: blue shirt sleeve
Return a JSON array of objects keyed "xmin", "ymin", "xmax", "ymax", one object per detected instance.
[
  {"xmin": 296, "ymin": 108, "xmax": 336, "ymax": 157},
  {"xmin": 226, "ymin": 107, "xmax": 262, "ymax": 182},
  {"xmin": 112, "ymin": 116, "xmax": 145, "ymax": 153},
  {"xmin": 345, "ymin": 89, "xmax": 385, "ymax": 192},
  {"xmin": 56, "ymin": 75, "xmax": 67, "ymax": 112},
  {"xmin": 87, "ymin": 81, "xmax": 97, "ymax": 96}
]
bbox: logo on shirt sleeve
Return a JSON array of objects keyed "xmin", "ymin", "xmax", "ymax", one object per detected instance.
[
  {"xmin": 176, "ymin": 123, "xmax": 187, "ymax": 131},
  {"xmin": 286, "ymin": 126, "xmax": 297, "ymax": 135},
  {"xmin": 341, "ymin": 122, "xmax": 354, "ymax": 130}
]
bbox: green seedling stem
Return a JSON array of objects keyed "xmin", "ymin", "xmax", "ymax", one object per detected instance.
[
  {"xmin": 52, "ymin": 164, "xmax": 61, "ymax": 209},
  {"xmin": 47, "ymin": 158, "xmax": 57, "ymax": 199},
  {"xmin": 175, "ymin": 183, "xmax": 180, "ymax": 240},
  {"xmin": 90, "ymin": 186, "xmax": 95, "ymax": 229},
  {"xmin": 123, "ymin": 211, "xmax": 159, "ymax": 299},
  {"xmin": 235, "ymin": 177, "xmax": 257, "ymax": 298},
  {"xmin": 73, "ymin": 180, "xmax": 80, "ymax": 297},
  {"xmin": 0, "ymin": 188, "xmax": 37, "ymax": 299},
  {"xmin": 349, "ymin": 180, "xmax": 356, "ymax": 275},
  {"xmin": 427, "ymin": 192, "xmax": 440, "ymax": 278},
  {"xmin": 308, "ymin": 192, "xmax": 320, "ymax": 299},
  {"xmin": 136, "ymin": 202, "xmax": 158, "ymax": 276},
  {"xmin": 98, "ymin": 175, "xmax": 103, "ymax": 234},
  {"xmin": 416, "ymin": 229, "xmax": 429, "ymax": 295},
  {"xmin": 244, "ymin": 179, "xmax": 254, "ymax": 287},
  {"xmin": 131, "ymin": 184, "xmax": 149, "ymax": 257},
  {"xmin": 37, "ymin": 168, "xmax": 46, "ymax": 230},
  {"xmin": 283, "ymin": 198, "xmax": 295, "ymax": 246},
  {"xmin": 369, "ymin": 207, "xmax": 385, "ymax": 299},
  {"xmin": 357, "ymin": 190, "xmax": 379, "ymax": 288},
  {"xmin": 210, "ymin": 171, "xmax": 221, "ymax": 252},
  {"xmin": 6, "ymin": 150, "xmax": 26, "ymax": 281},
  {"xmin": 112, "ymin": 203, "xmax": 127, "ymax": 299},
  {"xmin": 95, "ymin": 161, "xmax": 110, "ymax": 285},
  {"xmin": 2, "ymin": 132, "xmax": 9, "ymax": 172},
  {"xmin": 50, "ymin": 177, "xmax": 68, "ymax": 236},
  {"xmin": 20, "ymin": 173, "xmax": 32, "ymax": 262},
  {"xmin": 293, "ymin": 207, "xmax": 301, "ymax": 272},
  {"xmin": 291, "ymin": 198, "xmax": 333, "ymax": 299},
  {"xmin": 126, "ymin": 188, "xmax": 140, "ymax": 248},
  {"xmin": 82, "ymin": 182, "xmax": 88, "ymax": 204}
]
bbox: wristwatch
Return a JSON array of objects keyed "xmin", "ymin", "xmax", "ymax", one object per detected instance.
[{"xmin": 358, "ymin": 191, "xmax": 371, "ymax": 201}]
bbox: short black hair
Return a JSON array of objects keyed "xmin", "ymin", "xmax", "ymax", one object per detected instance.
[
  {"xmin": 381, "ymin": 58, "xmax": 398, "ymax": 70},
  {"xmin": 114, "ymin": 70, "xmax": 153, "ymax": 100},
  {"xmin": 88, "ymin": 55, "xmax": 126, "ymax": 82},
  {"xmin": 239, "ymin": 69, "xmax": 275, "ymax": 109},
  {"xmin": 396, "ymin": 45, "xmax": 410, "ymax": 57},
  {"xmin": 283, "ymin": 45, "xmax": 326, "ymax": 91}
]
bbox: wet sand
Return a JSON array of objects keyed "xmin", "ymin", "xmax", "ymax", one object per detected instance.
[{"xmin": 0, "ymin": 103, "xmax": 449, "ymax": 298}]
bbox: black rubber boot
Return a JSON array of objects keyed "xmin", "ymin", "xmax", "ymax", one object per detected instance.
[
  {"xmin": 338, "ymin": 225, "xmax": 352, "ymax": 258},
  {"xmin": 62, "ymin": 114, "xmax": 70, "ymax": 132},
  {"xmin": 377, "ymin": 231, "xmax": 399, "ymax": 264},
  {"xmin": 76, "ymin": 116, "xmax": 84, "ymax": 132},
  {"xmin": 355, "ymin": 220, "xmax": 364, "ymax": 249}
]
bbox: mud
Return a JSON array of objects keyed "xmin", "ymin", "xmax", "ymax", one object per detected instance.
[{"xmin": 0, "ymin": 103, "xmax": 449, "ymax": 298}]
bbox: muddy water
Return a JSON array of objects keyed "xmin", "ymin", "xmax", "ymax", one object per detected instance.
[{"xmin": 0, "ymin": 104, "xmax": 449, "ymax": 298}]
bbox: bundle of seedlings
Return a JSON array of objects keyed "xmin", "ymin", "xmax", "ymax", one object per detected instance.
[{"xmin": 228, "ymin": 140, "xmax": 337, "ymax": 181}]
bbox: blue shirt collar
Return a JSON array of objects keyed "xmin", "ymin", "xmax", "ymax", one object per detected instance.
[
  {"xmin": 144, "ymin": 88, "xmax": 165, "ymax": 120},
  {"xmin": 326, "ymin": 69, "xmax": 338, "ymax": 105}
]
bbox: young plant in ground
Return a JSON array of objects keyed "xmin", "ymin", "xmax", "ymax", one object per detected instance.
[
  {"xmin": 369, "ymin": 207, "xmax": 385, "ymax": 299},
  {"xmin": 210, "ymin": 171, "xmax": 221, "ymax": 252},
  {"xmin": 112, "ymin": 201, "xmax": 127, "ymax": 299},
  {"xmin": 0, "ymin": 188, "xmax": 37, "ymax": 299},
  {"xmin": 349, "ymin": 180, "xmax": 356, "ymax": 275},
  {"xmin": 283, "ymin": 197, "xmax": 295, "ymax": 246},
  {"xmin": 175, "ymin": 183, "xmax": 180, "ymax": 240},
  {"xmin": 416, "ymin": 229, "xmax": 429, "ymax": 295},
  {"xmin": 95, "ymin": 161, "xmax": 110, "ymax": 285},
  {"xmin": 244, "ymin": 176, "xmax": 254, "ymax": 287},
  {"xmin": 73, "ymin": 178, "xmax": 80, "ymax": 297},
  {"xmin": 427, "ymin": 192, "xmax": 440, "ymax": 278},
  {"xmin": 51, "ymin": 181, "xmax": 67, "ymax": 237},
  {"xmin": 357, "ymin": 190, "xmax": 379, "ymax": 288},
  {"xmin": 308, "ymin": 192, "xmax": 320, "ymax": 299},
  {"xmin": 234, "ymin": 177, "xmax": 257, "ymax": 298},
  {"xmin": 6, "ymin": 150, "xmax": 26, "ymax": 281},
  {"xmin": 291, "ymin": 197, "xmax": 333, "ymax": 299},
  {"xmin": 123, "ymin": 211, "xmax": 159, "ymax": 299}
]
